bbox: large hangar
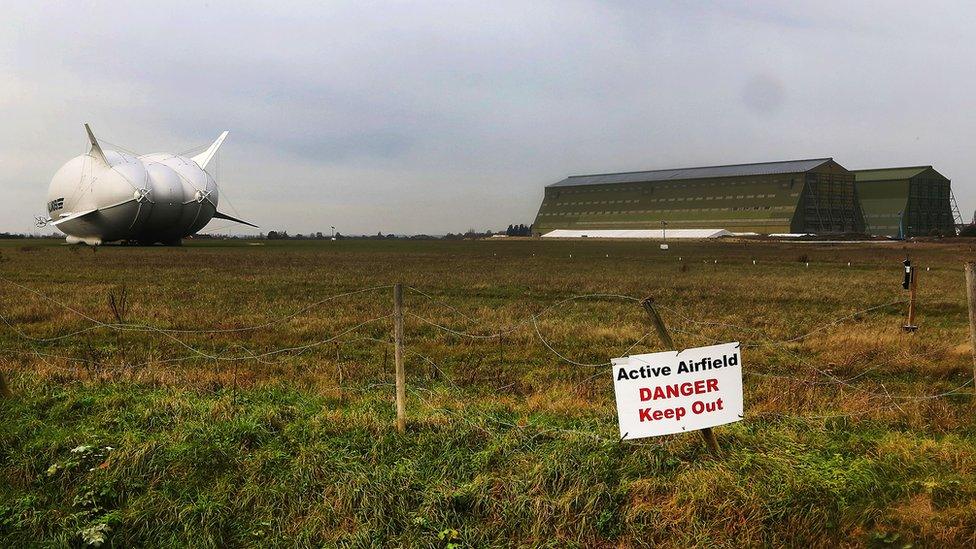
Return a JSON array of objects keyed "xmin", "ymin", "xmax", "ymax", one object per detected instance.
[
  {"xmin": 532, "ymin": 158, "xmax": 865, "ymax": 235},
  {"xmin": 852, "ymin": 166, "xmax": 956, "ymax": 238}
]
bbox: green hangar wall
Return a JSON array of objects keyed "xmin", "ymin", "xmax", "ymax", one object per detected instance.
[
  {"xmin": 852, "ymin": 166, "xmax": 955, "ymax": 238},
  {"xmin": 532, "ymin": 158, "xmax": 865, "ymax": 235}
]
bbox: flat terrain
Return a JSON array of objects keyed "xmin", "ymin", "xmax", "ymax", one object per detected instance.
[{"xmin": 1, "ymin": 237, "xmax": 975, "ymax": 547}]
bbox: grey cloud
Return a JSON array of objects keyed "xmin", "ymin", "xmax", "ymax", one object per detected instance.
[{"xmin": 1, "ymin": 1, "xmax": 974, "ymax": 235}]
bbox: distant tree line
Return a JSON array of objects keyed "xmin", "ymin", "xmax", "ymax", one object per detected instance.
[
  {"xmin": 258, "ymin": 223, "xmax": 533, "ymax": 240},
  {"xmin": 443, "ymin": 229, "xmax": 493, "ymax": 240},
  {"xmin": 0, "ymin": 233, "xmax": 59, "ymax": 239},
  {"xmin": 264, "ymin": 231, "xmax": 339, "ymax": 240}
]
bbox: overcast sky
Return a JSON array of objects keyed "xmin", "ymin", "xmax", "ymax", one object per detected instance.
[{"xmin": 2, "ymin": 1, "xmax": 974, "ymax": 235}]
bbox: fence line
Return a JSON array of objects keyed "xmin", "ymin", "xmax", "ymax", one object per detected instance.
[
  {"xmin": 1, "ymin": 278, "xmax": 972, "ymax": 425},
  {"xmin": 352, "ymin": 315, "xmax": 973, "ymax": 420},
  {"xmin": 370, "ymin": 316, "xmax": 970, "ymax": 429},
  {"xmin": 396, "ymin": 350, "xmax": 928, "ymax": 444},
  {"xmin": 394, "ymin": 340, "xmax": 943, "ymax": 429},
  {"xmin": 0, "ymin": 274, "xmax": 915, "ymax": 361}
]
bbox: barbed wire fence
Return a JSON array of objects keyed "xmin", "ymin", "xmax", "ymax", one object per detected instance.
[
  {"xmin": 402, "ymin": 285, "xmax": 974, "ymax": 446},
  {"xmin": 0, "ymin": 273, "xmax": 973, "ymax": 448}
]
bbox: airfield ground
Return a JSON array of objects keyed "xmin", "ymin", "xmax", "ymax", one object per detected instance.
[{"xmin": 1, "ymin": 237, "xmax": 975, "ymax": 546}]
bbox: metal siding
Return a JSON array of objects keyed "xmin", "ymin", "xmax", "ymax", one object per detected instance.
[
  {"xmin": 533, "ymin": 173, "xmax": 807, "ymax": 234},
  {"xmin": 793, "ymin": 166, "xmax": 864, "ymax": 233},
  {"xmin": 547, "ymin": 158, "xmax": 832, "ymax": 188},
  {"xmin": 855, "ymin": 179, "xmax": 908, "ymax": 237},
  {"xmin": 853, "ymin": 167, "xmax": 953, "ymax": 237},
  {"xmin": 533, "ymin": 159, "xmax": 865, "ymax": 235},
  {"xmin": 905, "ymin": 175, "xmax": 955, "ymax": 236},
  {"xmin": 852, "ymin": 167, "xmax": 929, "ymax": 182}
]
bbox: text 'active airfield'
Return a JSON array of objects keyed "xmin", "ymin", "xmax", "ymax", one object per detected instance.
[{"xmin": 612, "ymin": 342, "xmax": 743, "ymax": 440}]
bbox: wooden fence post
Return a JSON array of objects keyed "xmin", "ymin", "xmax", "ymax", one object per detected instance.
[
  {"xmin": 965, "ymin": 263, "xmax": 976, "ymax": 394},
  {"xmin": 394, "ymin": 283, "xmax": 406, "ymax": 433},
  {"xmin": 641, "ymin": 297, "xmax": 720, "ymax": 455},
  {"xmin": 0, "ymin": 370, "xmax": 11, "ymax": 399}
]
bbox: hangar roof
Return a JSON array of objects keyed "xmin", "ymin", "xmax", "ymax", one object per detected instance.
[
  {"xmin": 852, "ymin": 166, "xmax": 942, "ymax": 182},
  {"xmin": 547, "ymin": 158, "xmax": 833, "ymax": 188}
]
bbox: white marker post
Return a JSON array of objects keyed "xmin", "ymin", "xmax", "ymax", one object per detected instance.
[{"xmin": 612, "ymin": 342, "xmax": 743, "ymax": 442}]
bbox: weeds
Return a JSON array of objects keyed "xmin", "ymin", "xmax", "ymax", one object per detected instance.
[
  {"xmin": 107, "ymin": 285, "xmax": 129, "ymax": 325},
  {"xmin": 107, "ymin": 284, "xmax": 130, "ymax": 370}
]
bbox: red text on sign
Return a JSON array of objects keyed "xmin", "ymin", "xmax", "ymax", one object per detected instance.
[{"xmin": 639, "ymin": 378, "xmax": 719, "ymax": 401}]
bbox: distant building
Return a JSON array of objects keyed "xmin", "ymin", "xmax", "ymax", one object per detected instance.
[
  {"xmin": 853, "ymin": 166, "xmax": 956, "ymax": 238},
  {"xmin": 532, "ymin": 158, "xmax": 865, "ymax": 235},
  {"xmin": 541, "ymin": 228, "xmax": 732, "ymax": 239}
]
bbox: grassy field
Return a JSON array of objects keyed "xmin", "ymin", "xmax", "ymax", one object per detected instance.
[{"xmin": 1, "ymin": 237, "xmax": 975, "ymax": 547}]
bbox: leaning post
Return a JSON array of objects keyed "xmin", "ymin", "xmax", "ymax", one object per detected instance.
[
  {"xmin": 965, "ymin": 263, "xmax": 976, "ymax": 395},
  {"xmin": 0, "ymin": 370, "xmax": 10, "ymax": 399},
  {"xmin": 394, "ymin": 283, "xmax": 406, "ymax": 433},
  {"xmin": 641, "ymin": 297, "xmax": 720, "ymax": 455}
]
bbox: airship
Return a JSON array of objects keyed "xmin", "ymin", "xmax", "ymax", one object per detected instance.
[{"xmin": 41, "ymin": 124, "xmax": 255, "ymax": 245}]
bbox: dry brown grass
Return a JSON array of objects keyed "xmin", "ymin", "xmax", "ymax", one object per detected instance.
[{"xmin": 2, "ymin": 237, "xmax": 976, "ymax": 546}]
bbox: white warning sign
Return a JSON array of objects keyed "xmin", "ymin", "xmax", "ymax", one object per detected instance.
[{"xmin": 612, "ymin": 342, "xmax": 743, "ymax": 440}]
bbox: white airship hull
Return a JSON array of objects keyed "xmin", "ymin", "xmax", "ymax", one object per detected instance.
[{"xmin": 44, "ymin": 125, "xmax": 254, "ymax": 245}]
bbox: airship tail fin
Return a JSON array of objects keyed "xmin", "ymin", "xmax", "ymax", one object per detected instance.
[
  {"xmin": 191, "ymin": 131, "xmax": 229, "ymax": 169},
  {"xmin": 213, "ymin": 210, "xmax": 258, "ymax": 228},
  {"xmin": 84, "ymin": 124, "xmax": 109, "ymax": 165}
]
